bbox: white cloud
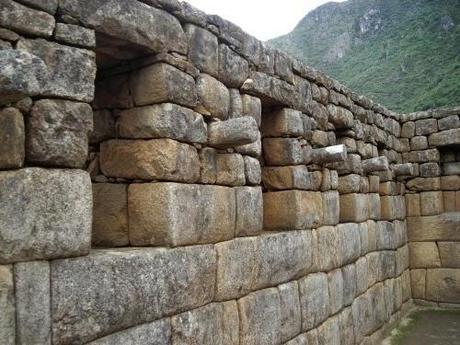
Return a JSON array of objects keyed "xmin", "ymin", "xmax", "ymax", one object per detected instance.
[{"xmin": 183, "ymin": 0, "xmax": 347, "ymax": 41}]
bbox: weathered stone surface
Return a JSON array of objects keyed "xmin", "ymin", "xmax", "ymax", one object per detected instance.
[
  {"xmin": 410, "ymin": 136, "xmax": 428, "ymax": 150},
  {"xmin": 339, "ymin": 193, "xmax": 369, "ymax": 222},
  {"xmin": 0, "ymin": 107, "xmax": 24, "ymax": 168},
  {"xmin": 27, "ymin": 99, "xmax": 93, "ymax": 168},
  {"xmin": 262, "ymin": 108, "xmax": 304, "ymax": 137},
  {"xmin": 235, "ymin": 132, "xmax": 262, "ymax": 157},
  {"xmin": 322, "ymin": 191, "xmax": 340, "ymax": 225},
  {"xmin": 338, "ymin": 174, "xmax": 361, "ymax": 194},
  {"xmin": 263, "ymin": 138, "xmax": 303, "ymax": 165},
  {"xmin": 362, "ymin": 156, "xmax": 389, "ymax": 173},
  {"xmin": 0, "ymin": 0, "xmax": 55, "ymax": 37},
  {"xmin": 393, "ymin": 163, "xmax": 415, "ymax": 176},
  {"xmin": 51, "ymin": 246, "xmax": 216, "ymax": 344},
  {"xmin": 100, "ymin": 139, "xmax": 200, "ymax": 182},
  {"xmin": 0, "ymin": 265, "xmax": 15, "ymax": 345},
  {"xmin": 406, "ymin": 177, "xmax": 440, "ymax": 191},
  {"xmin": 129, "ymin": 183, "xmax": 235, "ymax": 246},
  {"xmin": 130, "ymin": 63, "xmax": 197, "ymax": 107},
  {"xmin": 0, "ymin": 49, "xmax": 48, "ymax": 105},
  {"xmin": 338, "ymin": 223, "xmax": 361, "ymax": 265},
  {"xmin": 311, "ymin": 144, "xmax": 347, "ymax": 164},
  {"xmin": 438, "ymin": 242, "xmax": 460, "ymax": 268},
  {"xmin": 241, "ymin": 94, "xmax": 262, "ymax": 126},
  {"xmin": 338, "ymin": 308, "xmax": 355, "ymax": 345},
  {"xmin": 328, "ymin": 269, "xmax": 344, "ymax": 314},
  {"xmin": 255, "ymin": 231, "xmax": 312, "ymax": 289},
  {"xmin": 171, "ymin": 302, "xmax": 238, "ymax": 345},
  {"xmin": 55, "ymin": 23, "xmax": 96, "ymax": 48},
  {"xmin": 17, "ymin": 39, "xmax": 96, "ymax": 102},
  {"xmin": 317, "ymin": 316, "xmax": 340, "ymax": 345},
  {"xmin": 401, "ymin": 121, "xmax": 415, "ymax": 138},
  {"xmin": 238, "ymin": 288, "xmax": 281, "ymax": 345},
  {"xmin": 329, "ymin": 153, "xmax": 362, "ymax": 175},
  {"xmin": 278, "ymin": 281, "xmax": 302, "ymax": 343},
  {"xmin": 185, "ymin": 24, "xmax": 218, "ymax": 76},
  {"xmin": 316, "ymin": 226, "xmax": 341, "ymax": 271},
  {"xmin": 429, "ymin": 128, "xmax": 460, "ymax": 147},
  {"xmin": 380, "ymin": 195, "xmax": 406, "ymax": 221},
  {"xmin": 244, "ymin": 156, "xmax": 261, "ymax": 185},
  {"xmin": 410, "ymin": 269, "xmax": 426, "ymax": 300},
  {"xmin": 262, "ymin": 166, "xmax": 311, "ymax": 190},
  {"xmin": 264, "ymin": 191, "xmax": 323, "ymax": 230},
  {"xmin": 196, "ymin": 74, "xmax": 230, "ymax": 119},
  {"xmin": 0, "ymin": 168, "xmax": 91, "ymax": 264},
  {"xmin": 93, "ymin": 73, "xmax": 133, "ymax": 109},
  {"xmin": 216, "ymin": 153, "xmax": 246, "ymax": 186},
  {"xmin": 368, "ymin": 193, "xmax": 381, "ymax": 220},
  {"xmin": 298, "ymin": 273, "xmax": 330, "ymax": 331},
  {"xmin": 415, "ymin": 118, "xmax": 437, "ymax": 135},
  {"xmin": 404, "ymin": 149, "xmax": 440, "ymax": 163},
  {"xmin": 92, "ymin": 183, "xmax": 128, "ymax": 247},
  {"xmin": 409, "ymin": 242, "xmax": 441, "ymax": 268},
  {"xmin": 118, "ymin": 103, "xmax": 206, "ymax": 144},
  {"xmin": 443, "ymin": 162, "xmax": 460, "ymax": 176},
  {"xmin": 91, "ymin": 109, "xmax": 115, "ymax": 144},
  {"xmin": 14, "ymin": 261, "xmax": 51, "ymax": 345},
  {"xmin": 235, "ymin": 187, "xmax": 263, "ymax": 236},
  {"xmin": 356, "ymin": 257, "xmax": 368, "ymax": 294},
  {"xmin": 215, "ymin": 237, "xmax": 257, "ymax": 300},
  {"xmin": 219, "ymin": 44, "xmax": 249, "ymax": 88},
  {"xmin": 425, "ymin": 268, "xmax": 460, "ymax": 303},
  {"xmin": 60, "ymin": 0, "xmax": 187, "ymax": 54},
  {"xmin": 15, "ymin": 0, "xmax": 58, "ymax": 14},
  {"xmin": 407, "ymin": 213, "xmax": 460, "ymax": 241},
  {"xmin": 87, "ymin": 319, "xmax": 170, "ymax": 345},
  {"xmin": 420, "ymin": 191, "xmax": 443, "ymax": 216},
  {"xmin": 419, "ymin": 162, "xmax": 441, "ymax": 177},
  {"xmin": 376, "ymin": 221, "xmax": 395, "ymax": 250},
  {"xmin": 438, "ymin": 115, "xmax": 460, "ymax": 131},
  {"xmin": 208, "ymin": 117, "xmax": 258, "ymax": 147},
  {"xmin": 327, "ymin": 104, "xmax": 353, "ymax": 128}
]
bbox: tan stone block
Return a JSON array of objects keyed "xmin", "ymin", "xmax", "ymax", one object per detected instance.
[
  {"xmin": 316, "ymin": 226, "xmax": 341, "ymax": 271},
  {"xmin": 369, "ymin": 175, "xmax": 380, "ymax": 193},
  {"xmin": 438, "ymin": 242, "xmax": 460, "ymax": 268},
  {"xmin": 262, "ymin": 138, "xmax": 303, "ymax": 166},
  {"xmin": 379, "ymin": 182, "xmax": 397, "ymax": 196},
  {"xmin": 441, "ymin": 175, "xmax": 460, "ymax": 190},
  {"xmin": 322, "ymin": 191, "xmax": 340, "ymax": 225},
  {"xmin": 405, "ymin": 194, "xmax": 421, "ymax": 216},
  {"xmin": 100, "ymin": 139, "xmax": 200, "ymax": 182},
  {"xmin": 216, "ymin": 153, "xmax": 245, "ymax": 186},
  {"xmin": 278, "ymin": 281, "xmax": 302, "ymax": 343},
  {"xmin": 263, "ymin": 191, "xmax": 323, "ymax": 230},
  {"xmin": 407, "ymin": 213, "xmax": 460, "ymax": 242},
  {"xmin": 327, "ymin": 269, "xmax": 344, "ymax": 314},
  {"xmin": 235, "ymin": 187, "xmax": 263, "ymax": 236},
  {"xmin": 128, "ymin": 183, "xmax": 235, "ymax": 246},
  {"xmin": 443, "ymin": 192, "xmax": 456, "ymax": 212},
  {"xmin": 426, "ymin": 268, "xmax": 460, "ymax": 303},
  {"xmin": 92, "ymin": 183, "xmax": 128, "ymax": 247},
  {"xmin": 406, "ymin": 177, "xmax": 440, "ymax": 191},
  {"xmin": 298, "ymin": 272, "xmax": 330, "ymax": 331},
  {"xmin": 410, "ymin": 269, "xmax": 426, "ymax": 299},
  {"xmin": 262, "ymin": 165, "xmax": 311, "ymax": 191},
  {"xmin": 409, "ymin": 242, "xmax": 441, "ymax": 268},
  {"xmin": 420, "ymin": 191, "xmax": 444, "ymax": 216},
  {"xmin": 196, "ymin": 74, "xmax": 230, "ymax": 119},
  {"xmin": 337, "ymin": 174, "xmax": 361, "ymax": 194},
  {"xmin": 380, "ymin": 196, "xmax": 405, "ymax": 220},
  {"xmin": 262, "ymin": 108, "xmax": 304, "ymax": 137},
  {"xmin": 339, "ymin": 193, "xmax": 369, "ymax": 222},
  {"xmin": 368, "ymin": 193, "xmax": 381, "ymax": 220}
]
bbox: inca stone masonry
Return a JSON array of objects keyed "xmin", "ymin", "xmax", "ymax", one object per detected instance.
[{"xmin": 0, "ymin": 0, "xmax": 459, "ymax": 344}]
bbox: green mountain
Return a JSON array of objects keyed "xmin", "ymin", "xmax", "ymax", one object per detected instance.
[{"xmin": 268, "ymin": 0, "xmax": 460, "ymax": 113}]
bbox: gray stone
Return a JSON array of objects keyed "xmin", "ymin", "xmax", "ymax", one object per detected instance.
[
  {"xmin": 327, "ymin": 104, "xmax": 353, "ymax": 129},
  {"xmin": 208, "ymin": 117, "xmax": 259, "ymax": 147},
  {"xmin": 171, "ymin": 302, "xmax": 238, "ymax": 345},
  {"xmin": 14, "ymin": 261, "xmax": 51, "ymax": 345},
  {"xmin": 410, "ymin": 136, "xmax": 428, "ymax": 150},
  {"xmin": 278, "ymin": 281, "xmax": 302, "ymax": 343},
  {"xmin": 235, "ymin": 187, "xmax": 263, "ymax": 236},
  {"xmin": 130, "ymin": 63, "xmax": 197, "ymax": 107},
  {"xmin": 119, "ymin": 103, "xmax": 207, "ymax": 144},
  {"xmin": 316, "ymin": 226, "xmax": 341, "ymax": 271},
  {"xmin": 338, "ymin": 308, "xmax": 355, "ymax": 345},
  {"xmin": 337, "ymin": 223, "xmax": 361, "ymax": 265},
  {"xmin": 0, "ymin": 107, "xmax": 24, "ymax": 169},
  {"xmin": 51, "ymin": 246, "xmax": 216, "ymax": 344},
  {"xmin": 0, "ymin": 168, "xmax": 91, "ymax": 264},
  {"xmin": 317, "ymin": 316, "xmax": 340, "ymax": 345},
  {"xmin": 420, "ymin": 162, "xmax": 441, "ymax": 177},
  {"xmin": 415, "ymin": 118, "xmax": 437, "ymax": 135},
  {"xmin": 438, "ymin": 115, "xmax": 459, "ymax": 131},
  {"xmin": 94, "ymin": 73, "xmax": 133, "ymax": 109},
  {"xmin": 262, "ymin": 165, "xmax": 312, "ymax": 191},
  {"xmin": 0, "ymin": 49, "xmax": 48, "ymax": 105},
  {"xmin": 262, "ymin": 108, "xmax": 304, "ymax": 137},
  {"xmin": 27, "ymin": 99, "xmax": 93, "ymax": 168},
  {"xmin": 443, "ymin": 162, "xmax": 460, "ymax": 175},
  {"xmin": 322, "ymin": 190, "xmax": 340, "ymax": 225},
  {"xmin": 235, "ymin": 132, "xmax": 262, "ymax": 157},
  {"xmin": 216, "ymin": 153, "xmax": 246, "ymax": 186},
  {"xmin": 91, "ymin": 109, "xmax": 116, "ymax": 144},
  {"xmin": 0, "ymin": 0, "xmax": 55, "ymax": 37},
  {"xmin": 54, "ymin": 23, "xmax": 96, "ymax": 48},
  {"xmin": 328, "ymin": 269, "xmax": 344, "ymax": 314},
  {"xmin": 59, "ymin": 0, "xmax": 187, "ymax": 54},
  {"xmin": 298, "ymin": 272, "xmax": 330, "ymax": 331},
  {"xmin": 185, "ymin": 24, "xmax": 218, "ymax": 76},
  {"xmin": 342, "ymin": 264, "xmax": 357, "ymax": 306},
  {"xmin": 15, "ymin": 0, "xmax": 58, "ymax": 13},
  {"xmin": 241, "ymin": 94, "xmax": 262, "ymax": 126},
  {"xmin": 0, "ymin": 265, "xmax": 15, "ymax": 345},
  {"xmin": 87, "ymin": 319, "xmax": 170, "ymax": 345},
  {"xmin": 429, "ymin": 128, "xmax": 460, "ymax": 147},
  {"xmin": 243, "ymin": 156, "xmax": 261, "ymax": 185},
  {"xmin": 196, "ymin": 74, "xmax": 230, "ymax": 119},
  {"xmin": 17, "ymin": 38, "xmax": 96, "ymax": 102},
  {"xmin": 219, "ymin": 44, "xmax": 249, "ymax": 88},
  {"xmin": 362, "ymin": 156, "xmax": 389, "ymax": 173},
  {"xmin": 356, "ymin": 257, "xmax": 368, "ymax": 294},
  {"xmin": 263, "ymin": 138, "xmax": 303, "ymax": 166}
]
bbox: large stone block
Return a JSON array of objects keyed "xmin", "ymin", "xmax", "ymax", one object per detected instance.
[
  {"xmin": 429, "ymin": 128, "xmax": 460, "ymax": 147},
  {"xmin": 342, "ymin": 264, "xmax": 357, "ymax": 306},
  {"xmin": 316, "ymin": 226, "xmax": 341, "ymax": 271},
  {"xmin": 262, "ymin": 165, "xmax": 311, "ymax": 190},
  {"xmin": 262, "ymin": 108, "xmax": 304, "ymax": 137},
  {"xmin": 376, "ymin": 221, "xmax": 395, "ymax": 250},
  {"xmin": 278, "ymin": 281, "xmax": 302, "ymax": 343},
  {"xmin": 339, "ymin": 193, "xmax": 369, "ymax": 222},
  {"xmin": 130, "ymin": 63, "xmax": 197, "ymax": 107},
  {"xmin": 218, "ymin": 44, "xmax": 249, "ymax": 88},
  {"xmin": 264, "ymin": 190, "xmax": 323, "ymax": 230},
  {"xmin": 425, "ymin": 268, "xmax": 460, "ymax": 303},
  {"xmin": 338, "ymin": 174, "xmax": 361, "ymax": 194},
  {"xmin": 0, "ymin": 107, "xmax": 24, "ymax": 169},
  {"xmin": 409, "ymin": 242, "xmax": 441, "ymax": 268},
  {"xmin": 322, "ymin": 191, "xmax": 340, "ymax": 225},
  {"xmin": 317, "ymin": 316, "xmax": 341, "ymax": 345},
  {"xmin": 410, "ymin": 269, "xmax": 426, "ymax": 299},
  {"xmin": 59, "ymin": 0, "xmax": 187, "ymax": 54},
  {"xmin": 0, "ymin": 168, "xmax": 91, "ymax": 263},
  {"xmin": 420, "ymin": 191, "xmax": 444, "ymax": 216},
  {"xmin": 263, "ymin": 137, "xmax": 303, "ymax": 166},
  {"xmin": 54, "ymin": 23, "xmax": 96, "ymax": 48},
  {"xmin": 438, "ymin": 242, "xmax": 460, "ymax": 268},
  {"xmin": 356, "ymin": 257, "xmax": 368, "ymax": 294},
  {"xmin": 14, "ymin": 261, "xmax": 51, "ymax": 345},
  {"xmin": 184, "ymin": 24, "xmax": 218, "ymax": 76},
  {"xmin": 51, "ymin": 246, "xmax": 216, "ymax": 344},
  {"xmin": 338, "ymin": 223, "xmax": 361, "ymax": 265},
  {"xmin": 298, "ymin": 272, "xmax": 330, "ymax": 331},
  {"xmin": 327, "ymin": 104, "xmax": 353, "ymax": 129},
  {"xmin": 238, "ymin": 288, "xmax": 281, "ymax": 345},
  {"xmin": 407, "ymin": 213, "xmax": 460, "ymax": 241},
  {"xmin": 92, "ymin": 183, "xmax": 129, "ymax": 247},
  {"xmin": 216, "ymin": 153, "xmax": 246, "ymax": 186},
  {"xmin": 328, "ymin": 269, "xmax": 344, "ymax": 314},
  {"xmin": 27, "ymin": 99, "xmax": 93, "ymax": 168},
  {"xmin": 208, "ymin": 116, "xmax": 259, "ymax": 147},
  {"xmin": 406, "ymin": 177, "xmax": 440, "ymax": 191},
  {"xmin": 0, "ymin": 265, "xmax": 15, "ymax": 345},
  {"xmin": 118, "ymin": 103, "xmax": 207, "ymax": 144},
  {"xmin": 0, "ymin": 0, "xmax": 55, "ymax": 37},
  {"xmin": 171, "ymin": 302, "xmax": 238, "ymax": 345},
  {"xmin": 196, "ymin": 74, "xmax": 230, "ymax": 119},
  {"xmin": 404, "ymin": 149, "xmax": 440, "ymax": 163},
  {"xmin": 100, "ymin": 139, "xmax": 200, "ymax": 182},
  {"xmin": 235, "ymin": 187, "xmax": 263, "ymax": 236},
  {"xmin": 87, "ymin": 319, "xmax": 170, "ymax": 345},
  {"xmin": 244, "ymin": 156, "xmax": 262, "ymax": 185},
  {"xmin": 129, "ymin": 183, "xmax": 235, "ymax": 246},
  {"xmin": 405, "ymin": 193, "xmax": 421, "ymax": 216},
  {"xmin": 17, "ymin": 39, "xmax": 96, "ymax": 102}
]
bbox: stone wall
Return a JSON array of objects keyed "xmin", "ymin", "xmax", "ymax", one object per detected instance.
[
  {"xmin": 400, "ymin": 108, "xmax": 460, "ymax": 306},
  {"xmin": 0, "ymin": 0, "xmax": 457, "ymax": 344}
]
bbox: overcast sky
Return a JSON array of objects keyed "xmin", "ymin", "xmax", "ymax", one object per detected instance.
[{"xmin": 185, "ymin": 0, "xmax": 347, "ymax": 41}]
